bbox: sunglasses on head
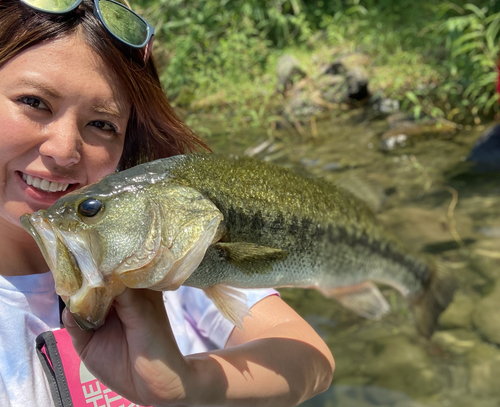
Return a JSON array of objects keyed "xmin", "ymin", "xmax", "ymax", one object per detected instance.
[{"xmin": 20, "ymin": 0, "xmax": 155, "ymax": 61}]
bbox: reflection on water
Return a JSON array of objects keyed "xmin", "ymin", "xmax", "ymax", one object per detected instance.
[{"xmin": 201, "ymin": 112, "xmax": 500, "ymax": 407}]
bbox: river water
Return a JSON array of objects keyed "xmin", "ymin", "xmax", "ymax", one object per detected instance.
[{"xmin": 196, "ymin": 111, "xmax": 500, "ymax": 407}]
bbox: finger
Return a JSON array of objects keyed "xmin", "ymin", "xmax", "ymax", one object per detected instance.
[
  {"xmin": 62, "ymin": 308, "xmax": 95, "ymax": 357},
  {"xmin": 114, "ymin": 287, "xmax": 165, "ymax": 310},
  {"xmin": 113, "ymin": 288, "xmax": 168, "ymax": 331},
  {"xmin": 113, "ymin": 289, "xmax": 181, "ymax": 357}
]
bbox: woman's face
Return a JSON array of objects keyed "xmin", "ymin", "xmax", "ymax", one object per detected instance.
[{"xmin": 0, "ymin": 34, "xmax": 131, "ymax": 227}]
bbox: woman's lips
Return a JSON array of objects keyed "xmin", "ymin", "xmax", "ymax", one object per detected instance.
[{"xmin": 17, "ymin": 171, "xmax": 78, "ymax": 203}]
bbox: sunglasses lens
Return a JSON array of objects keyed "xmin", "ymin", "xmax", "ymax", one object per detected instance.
[
  {"xmin": 99, "ymin": 0, "xmax": 149, "ymax": 47},
  {"xmin": 22, "ymin": 0, "xmax": 79, "ymax": 12}
]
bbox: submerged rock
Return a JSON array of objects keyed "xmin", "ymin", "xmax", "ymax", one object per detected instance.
[
  {"xmin": 466, "ymin": 342, "xmax": 500, "ymax": 397},
  {"xmin": 363, "ymin": 336, "xmax": 443, "ymax": 397},
  {"xmin": 438, "ymin": 292, "xmax": 475, "ymax": 330},
  {"xmin": 377, "ymin": 206, "xmax": 472, "ymax": 253},
  {"xmin": 476, "ymin": 227, "xmax": 500, "ymax": 238},
  {"xmin": 432, "ymin": 329, "xmax": 480, "ymax": 355},
  {"xmin": 394, "ymin": 401, "xmax": 430, "ymax": 407},
  {"xmin": 300, "ymin": 384, "xmax": 372, "ymax": 407},
  {"xmin": 472, "ymin": 284, "xmax": 500, "ymax": 345},
  {"xmin": 379, "ymin": 114, "xmax": 456, "ymax": 151},
  {"xmin": 364, "ymin": 385, "xmax": 411, "ymax": 405},
  {"xmin": 371, "ymin": 94, "xmax": 400, "ymax": 116},
  {"xmin": 302, "ymin": 384, "xmax": 429, "ymax": 407},
  {"xmin": 380, "ymin": 133, "xmax": 408, "ymax": 150},
  {"xmin": 469, "ymin": 239, "xmax": 500, "ymax": 281}
]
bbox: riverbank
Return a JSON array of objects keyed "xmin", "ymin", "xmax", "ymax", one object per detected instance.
[{"xmin": 137, "ymin": 0, "xmax": 499, "ymax": 137}]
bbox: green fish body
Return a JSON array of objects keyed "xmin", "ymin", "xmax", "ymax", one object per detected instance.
[{"xmin": 20, "ymin": 154, "xmax": 454, "ymax": 336}]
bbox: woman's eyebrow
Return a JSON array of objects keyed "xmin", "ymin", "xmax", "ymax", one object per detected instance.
[
  {"xmin": 92, "ymin": 103, "xmax": 123, "ymax": 118},
  {"xmin": 16, "ymin": 78, "xmax": 61, "ymax": 98},
  {"xmin": 16, "ymin": 77, "xmax": 124, "ymax": 117}
]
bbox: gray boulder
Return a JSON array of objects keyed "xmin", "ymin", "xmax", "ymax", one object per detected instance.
[
  {"xmin": 320, "ymin": 60, "xmax": 370, "ymax": 104},
  {"xmin": 276, "ymin": 54, "xmax": 306, "ymax": 92}
]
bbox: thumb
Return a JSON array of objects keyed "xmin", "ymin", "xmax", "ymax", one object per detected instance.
[{"xmin": 61, "ymin": 308, "xmax": 95, "ymax": 357}]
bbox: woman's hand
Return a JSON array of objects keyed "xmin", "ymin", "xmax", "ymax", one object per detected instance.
[
  {"xmin": 62, "ymin": 288, "xmax": 191, "ymax": 406},
  {"xmin": 63, "ymin": 290, "xmax": 335, "ymax": 407}
]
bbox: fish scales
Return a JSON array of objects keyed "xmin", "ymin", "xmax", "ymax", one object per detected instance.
[
  {"xmin": 155, "ymin": 155, "xmax": 428, "ymax": 294},
  {"xmin": 20, "ymin": 153, "xmax": 455, "ymax": 336}
]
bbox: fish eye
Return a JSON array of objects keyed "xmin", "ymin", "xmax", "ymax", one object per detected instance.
[{"xmin": 78, "ymin": 199, "xmax": 103, "ymax": 218}]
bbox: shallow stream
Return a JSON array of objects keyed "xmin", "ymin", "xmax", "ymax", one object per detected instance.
[{"xmin": 198, "ymin": 110, "xmax": 500, "ymax": 407}]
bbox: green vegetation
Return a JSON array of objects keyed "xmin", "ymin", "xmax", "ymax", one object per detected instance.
[{"xmin": 135, "ymin": 0, "xmax": 500, "ymax": 130}]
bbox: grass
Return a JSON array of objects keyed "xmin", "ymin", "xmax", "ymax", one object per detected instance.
[{"xmin": 135, "ymin": 0, "xmax": 500, "ymax": 132}]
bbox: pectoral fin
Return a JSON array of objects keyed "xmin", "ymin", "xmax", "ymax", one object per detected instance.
[
  {"xmin": 203, "ymin": 285, "xmax": 251, "ymax": 330},
  {"xmin": 320, "ymin": 281, "xmax": 390, "ymax": 320},
  {"xmin": 214, "ymin": 242, "xmax": 287, "ymax": 275}
]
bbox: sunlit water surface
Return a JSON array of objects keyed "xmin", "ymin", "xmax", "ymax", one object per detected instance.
[{"xmin": 198, "ymin": 111, "xmax": 500, "ymax": 407}]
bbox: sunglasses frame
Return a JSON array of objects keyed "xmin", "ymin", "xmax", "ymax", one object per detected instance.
[{"xmin": 19, "ymin": 0, "xmax": 155, "ymax": 50}]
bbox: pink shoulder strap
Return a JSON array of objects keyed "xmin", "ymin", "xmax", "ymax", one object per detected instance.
[{"xmin": 37, "ymin": 329, "xmax": 151, "ymax": 407}]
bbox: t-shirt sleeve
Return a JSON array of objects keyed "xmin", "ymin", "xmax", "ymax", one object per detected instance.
[{"xmin": 179, "ymin": 287, "xmax": 279, "ymax": 349}]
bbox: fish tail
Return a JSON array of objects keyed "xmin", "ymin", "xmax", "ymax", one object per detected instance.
[{"xmin": 410, "ymin": 262, "xmax": 456, "ymax": 338}]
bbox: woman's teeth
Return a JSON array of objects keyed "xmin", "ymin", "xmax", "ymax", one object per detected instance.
[{"xmin": 22, "ymin": 173, "xmax": 70, "ymax": 192}]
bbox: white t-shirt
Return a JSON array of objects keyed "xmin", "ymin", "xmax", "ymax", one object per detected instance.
[{"xmin": 0, "ymin": 271, "xmax": 276, "ymax": 406}]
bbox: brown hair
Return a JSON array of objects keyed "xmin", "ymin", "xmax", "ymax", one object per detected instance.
[{"xmin": 0, "ymin": 0, "xmax": 209, "ymax": 170}]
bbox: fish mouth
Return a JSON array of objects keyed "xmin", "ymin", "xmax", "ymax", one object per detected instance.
[
  {"xmin": 20, "ymin": 212, "xmax": 118, "ymax": 329},
  {"xmin": 20, "ymin": 212, "xmax": 58, "ymax": 272},
  {"xmin": 21, "ymin": 213, "xmax": 47, "ymax": 254}
]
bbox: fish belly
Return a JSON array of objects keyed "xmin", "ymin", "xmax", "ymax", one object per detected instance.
[{"xmin": 184, "ymin": 223, "xmax": 427, "ymax": 297}]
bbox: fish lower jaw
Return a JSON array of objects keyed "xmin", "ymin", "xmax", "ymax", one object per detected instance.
[{"xmin": 21, "ymin": 172, "xmax": 70, "ymax": 192}]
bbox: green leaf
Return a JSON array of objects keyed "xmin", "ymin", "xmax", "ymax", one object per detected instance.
[
  {"xmin": 464, "ymin": 3, "xmax": 487, "ymax": 20},
  {"xmin": 452, "ymin": 30, "xmax": 484, "ymax": 47},
  {"xmin": 405, "ymin": 91, "xmax": 420, "ymax": 105},
  {"xmin": 413, "ymin": 105, "xmax": 422, "ymax": 120},
  {"xmin": 452, "ymin": 41, "xmax": 485, "ymax": 57}
]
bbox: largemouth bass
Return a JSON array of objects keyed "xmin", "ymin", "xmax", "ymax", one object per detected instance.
[{"xmin": 20, "ymin": 154, "xmax": 455, "ymax": 336}]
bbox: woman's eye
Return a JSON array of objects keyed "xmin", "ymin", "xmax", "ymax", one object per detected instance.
[
  {"xmin": 19, "ymin": 96, "xmax": 49, "ymax": 110},
  {"xmin": 89, "ymin": 121, "xmax": 117, "ymax": 133}
]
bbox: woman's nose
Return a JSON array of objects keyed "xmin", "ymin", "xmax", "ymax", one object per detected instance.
[{"xmin": 38, "ymin": 118, "xmax": 82, "ymax": 167}]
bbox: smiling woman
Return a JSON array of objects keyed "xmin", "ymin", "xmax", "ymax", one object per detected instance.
[
  {"xmin": 0, "ymin": 37, "xmax": 130, "ymax": 219},
  {"xmin": 0, "ymin": 1, "xmax": 334, "ymax": 406}
]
